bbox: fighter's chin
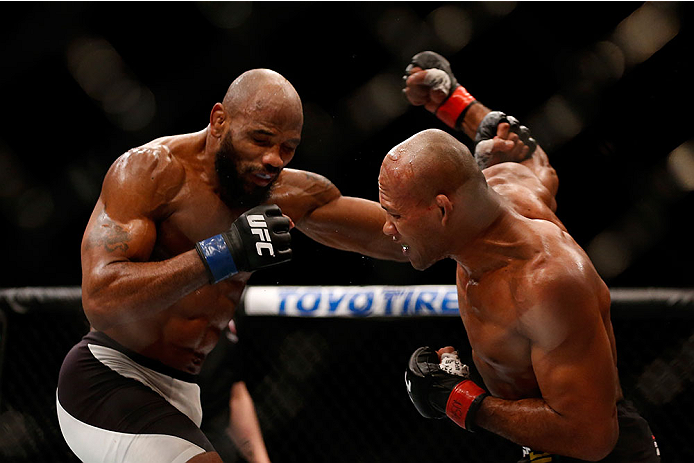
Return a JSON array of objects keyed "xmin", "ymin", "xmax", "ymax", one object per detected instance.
[
  {"xmin": 408, "ymin": 254, "xmax": 436, "ymax": 271},
  {"xmin": 410, "ymin": 246, "xmax": 447, "ymax": 270},
  {"xmin": 410, "ymin": 261, "xmax": 435, "ymax": 271}
]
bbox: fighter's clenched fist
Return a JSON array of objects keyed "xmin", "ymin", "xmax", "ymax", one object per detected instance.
[
  {"xmin": 403, "ymin": 51, "xmax": 478, "ymax": 129},
  {"xmin": 196, "ymin": 204, "xmax": 292, "ymax": 283},
  {"xmin": 405, "ymin": 346, "xmax": 488, "ymax": 432}
]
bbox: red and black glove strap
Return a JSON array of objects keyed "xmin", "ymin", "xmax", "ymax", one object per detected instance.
[
  {"xmin": 445, "ymin": 380, "xmax": 488, "ymax": 432},
  {"xmin": 436, "ymin": 85, "xmax": 477, "ymax": 130}
]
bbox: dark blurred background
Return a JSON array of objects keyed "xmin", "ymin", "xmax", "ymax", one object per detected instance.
[
  {"xmin": 1, "ymin": 1, "xmax": 692, "ymax": 290},
  {"xmin": 2, "ymin": 3, "xmax": 694, "ymax": 462}
]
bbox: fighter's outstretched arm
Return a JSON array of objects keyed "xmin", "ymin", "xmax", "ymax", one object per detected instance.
[{"xmin": 273, "ymin": 169, "xmax": 408, "ymax": 262}]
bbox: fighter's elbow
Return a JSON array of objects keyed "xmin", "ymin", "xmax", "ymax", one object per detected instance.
[
  {"xmin": 575, "ymin": 419, "xmax": 619, "ymax": 461},
  {"xmin": 82, "ymin": 288, "xmax": 115, "ymax": 331},
  {"xmin": 81, "ymin": 273, "xmax": 123, "ymax": 331}
]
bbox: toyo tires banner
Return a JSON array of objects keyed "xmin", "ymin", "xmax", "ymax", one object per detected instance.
[{"xmin": 243, "ymin": 285, "xmax": 460, "ymax": 317}]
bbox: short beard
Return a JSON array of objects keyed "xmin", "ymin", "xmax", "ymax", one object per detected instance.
[{"xmin": 215, "ymin": 133, "xmax": 275, "ymax": 209}]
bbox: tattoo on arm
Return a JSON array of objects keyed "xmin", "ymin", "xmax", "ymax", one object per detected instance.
[
  {"xmin": 303, "ymin": 171, "xmax": 332, "ymax": 188},
  {"xmin": 102, "ymin": 223, "xmax": 131, "ymax": 253},
  {"xmin": 86, "ymin": 220, "xmax": 131, "ymax": 253}
]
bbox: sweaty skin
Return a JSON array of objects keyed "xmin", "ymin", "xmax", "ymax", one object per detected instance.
[
  {"xmin": 81, "ymin": 69, "xmax": 405, "ymax": 387},
  {"xmin": 379, "ymin": 123, "xmax": 620, "ymax": 459}
]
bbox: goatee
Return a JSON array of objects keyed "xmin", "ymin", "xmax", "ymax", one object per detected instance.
[{"xmin": 215, "ymin": 134, "xmax": 276, "ymax": 209}]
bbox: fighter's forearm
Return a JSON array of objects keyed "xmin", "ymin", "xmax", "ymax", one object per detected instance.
[
  {"xmin": 228, "ymin": 382, "xmax": 271, "ymax": 463},
  {"xmin": 475, "ymin": 396, "xmax": 617, "ymax": 461},
  {"xmin": 459, "ymin": 102, "xmax": 491, "ymax": 140},
  {"xmin": 82, "ymin": 250, "xmax": 209, "ymax": 330},
  {"xmin": 298, "ymin": 196, "xmax": 408, "ymax": 262}
]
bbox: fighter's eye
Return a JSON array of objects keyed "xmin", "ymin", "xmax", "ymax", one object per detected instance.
[{"xmin": 253, "ymin": 137, "xmax": 271, "ymax": 146}]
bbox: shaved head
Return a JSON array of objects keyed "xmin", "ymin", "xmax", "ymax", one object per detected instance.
[
  {"xmin": 379, "ymin": 129, "xmax": 498, "ymax": 269},
  {"xmin": 222, "ymin": 69, "xmax": 303, "ymax": 123},
  {"xmin": 381, "ymin": 129, "xmax": 483, "ymax": 204},
  {"xmin": 213, "ymin": 69, "xmax": 303, "ymax": 209}
]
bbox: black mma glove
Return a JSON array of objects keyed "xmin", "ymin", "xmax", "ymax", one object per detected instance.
[
  {"xmin": 196, "ymin": 204, "xmax": 292, "ymax": 283},
  {"xmin": 406, "ymin": 346, "xmax": 488, "ymax": 432},
  {"xmin": 474, "ymin": 110, "xmax": 537, "ymax": 169},
  {"xmin": 405, "ymin": 51, "xmax": 477, "ymax": 130}
]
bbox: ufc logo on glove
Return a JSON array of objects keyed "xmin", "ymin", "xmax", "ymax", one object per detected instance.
[
  {"xmin": 195, "ymin": 204, "xmax": 292, "ymax": 284},
  {"xmin": 247, "ymin": 215, "xmax": 275, "ymax": 256}
]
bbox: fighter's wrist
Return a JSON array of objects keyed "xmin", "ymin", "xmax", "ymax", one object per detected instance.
[
  {"xmin": 445, "ymin": 379, "xmax": 488, "ymax": 432},
  {"xmin": 195, "ymin": 234, "xmax": 239, "ymax": 284},
  {"xmin": 436, "ymin": 85, "xmax": 477, "ymax": 130}
]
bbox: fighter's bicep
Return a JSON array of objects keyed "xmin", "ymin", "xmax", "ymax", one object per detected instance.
[
  {"xmin": 82, "ymin": 148, "xmax": 181, "ymax": 265},
  {"xmin": 82, "ymin": 204, "xmax": 157, "ymax": 264},
  {"xmin": 522, "ymin": 282, "xmax": 617, "ymax": 422},
  {"xmin": 530, "ymin": 325, "xmax": 615, "ymax": 417}
]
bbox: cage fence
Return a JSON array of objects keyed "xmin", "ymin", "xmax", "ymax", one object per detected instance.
[{"xmin": 0, "ymin": 286, "xmax": 692, "ymax": 462}]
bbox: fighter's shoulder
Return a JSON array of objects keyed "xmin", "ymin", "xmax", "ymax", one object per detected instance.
[
  {"xmin": 271, "ymin": 169, "xmax": 340, "ymax": 220},
  {"xmin": 106, "ymin": 142, "xmax": 186, "ymax": 194},
  {"xmin": 515, "ymin": 256, "xmax": 598, "ymax": 344},
  {"xmin": 276, "ymin": 168, "xmax": 335, "ymax": 188},
  {"xmin": 522, "ymin": 240, "xmax": 597, "ymax": 310}
]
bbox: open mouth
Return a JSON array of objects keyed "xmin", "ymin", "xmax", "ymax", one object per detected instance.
[
  {"xmin": 251, "ymin": 172, "xmax": 275, "ymax": 186},
  {"xmin": 392, "ymin": 235, "xmax": 410, "ymax": 255}
]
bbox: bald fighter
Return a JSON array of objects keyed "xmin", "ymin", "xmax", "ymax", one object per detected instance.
[
  {"xmin": 387, "ymin": 52, "xmax": 660, "ymax": 461},
  {"xmin": 57, "ymin": 69, "xmax": 405, "ymax": 463}
]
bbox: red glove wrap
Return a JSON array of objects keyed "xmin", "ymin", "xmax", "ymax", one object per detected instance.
[
  {"xmin": 445, "ymin": 379, "xmax": 488, "ymax": 431},
  {"xmin": 435, "ymin": 85, "xmax": 477, "ymax": 129}
]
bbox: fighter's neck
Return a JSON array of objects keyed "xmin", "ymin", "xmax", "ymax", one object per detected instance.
[
  {"xmin": 148, "ymin": 127, "xmax": 218, "ymax": 188},
  {"xmin": 452, "ymin": 207, "xmax": 535, "ymax": 281}
]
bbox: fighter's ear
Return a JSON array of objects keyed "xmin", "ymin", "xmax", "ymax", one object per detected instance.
[
  {"xmin": 435, "ymin": 194, "xmax": 452, "ymax": 226},
  {"xmin": 209, "ymin": 103, "xmax": 226, "ymax": 138}
]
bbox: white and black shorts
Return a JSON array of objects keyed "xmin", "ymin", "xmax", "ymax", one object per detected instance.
[{"xmin": 57, "ymin": 331, "xmax": 215, "ymax": 463}]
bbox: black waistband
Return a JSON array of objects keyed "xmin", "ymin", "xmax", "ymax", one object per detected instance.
[{"xmin": 83, "ymin": 330, "xmax": 199, "ymax": 383}]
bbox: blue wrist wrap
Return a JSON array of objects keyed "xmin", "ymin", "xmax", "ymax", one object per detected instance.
[{"xmin": 196, "ymin": 234, "xmax": 238, "ymax": 283}]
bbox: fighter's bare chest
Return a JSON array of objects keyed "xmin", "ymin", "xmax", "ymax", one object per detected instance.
[
  {"xmin": 456, "ymin": 267, "xmax": 531, "ymax": 368},
  {"xmin": 147, "ymin": 185, "xmax": 249, "ymax": 318},
  {"xmin": 152, "ymin": 187, "xmax": 251, "ymax": 329},
  {"xmin": 154, "ymin": 186, "xmax": 243, "ymax": 257}
]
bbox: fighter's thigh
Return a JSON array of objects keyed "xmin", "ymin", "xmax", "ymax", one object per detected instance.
[
  {"xmin": 57, "ymin": 344, "xmax": 214, "ymax": 462},
  {"xmin": 57, "ymin": 400, "xmax": 210, "ymax": 463}
]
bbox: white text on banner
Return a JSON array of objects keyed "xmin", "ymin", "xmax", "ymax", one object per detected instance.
[{"xmin": 243, "ymin": 286, "xmax": 460, "ymax": 317}]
